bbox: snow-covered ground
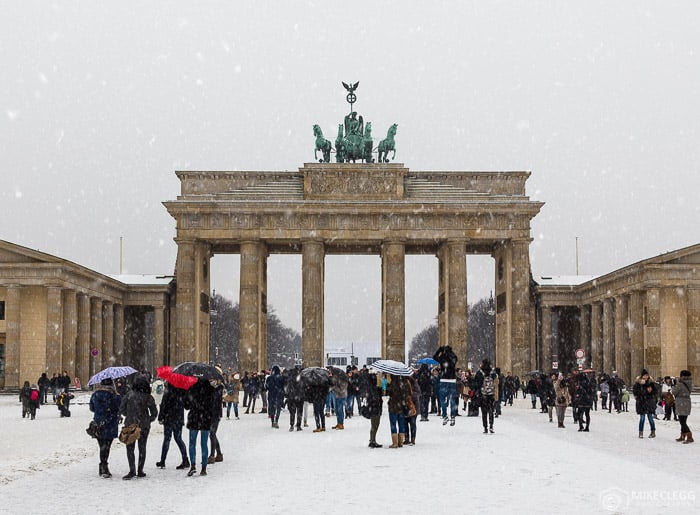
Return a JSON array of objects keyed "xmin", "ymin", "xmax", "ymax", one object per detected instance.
[{"xmin": 0, "ymin": 392, "xmax": 697, "ymax": 515}]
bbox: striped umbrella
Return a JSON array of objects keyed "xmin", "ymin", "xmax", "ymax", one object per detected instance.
[{"xmin": 370, "ymin": 359, "xmax": 413, "ymax": 376}]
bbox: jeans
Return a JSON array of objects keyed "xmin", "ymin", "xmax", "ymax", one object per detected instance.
[
  {"xmin": 226, "ymin": 402, "xmax": 239, "ymax": 418},
  {"xmin": 480, "ymin": 395, "xmax": 495, "ymax": 429},
  {"xmin": 639, "ymin": 413, "xmax": 656, "ymax": 432},
  {"xmin": 439, "ymin": 381, "xmax": 457, "ymax": 419},
  {"xmin": 313, "ymin": 398, "xmax": 325, "ymax": 429},
  {"xmin": 334, "ymin": 396, "xmax": 346, "ymax": 425},
  {"xmin": 345, "ymin": 394, "xmax": 355, "ymax": 415},
  {"xmin": 325, "ymin": 391, "xmax": 335, "ymax": 414},
  {"xmin": 160, "ymin": 424, "xmax": 187, "ymax": 463},
  {"xmin": 388, "ymin": 412, "xmax": 406, "ymax": 434},
  {"xmin": 406, "ymin": 415, "xmax": 417, "ymax": 441},
  {"xmin": 419, "ymin": 392, "xmax": 430, "ymax": 419},
  {"xmin": 189, "ymin": 429, "xmax": 210, "ymax": 467}
]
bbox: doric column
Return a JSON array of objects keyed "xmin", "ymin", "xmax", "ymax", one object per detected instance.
[
  {"xmin": 174, "ymin": 240, "xmax": 196, "ymax": 365},
  {"xmin": 614, "ymin": 295, "xmax": 630, "ymax": 384},
  {"xmin": 46, "ymin": 287, "xmax": 63, "ymax": 375},
  {"xmin": 102, "ymin": 301, "xmax": 114, "ymax": 368},
  {"xmin": 645, "ymin": 288, "xmax": 661, "ymax": 378},
  {"xmin": 590, "ymin": 302, "xmax": 603, "ymax": 372},
  {"xmin": 302, "ymin": 240, "xmax": 325, "ymax": 367},
  {"xmin": 660, "ymin": 286, "xmax": 687, "ymax": 377},
  {"xmin": 239, "ymin": 240, "xmax": 267, "ymax": 374},
  {"xmin": 113, "ymin": 303, "xmax": 124, "ymax": 364},
  {"xmin": 61, "ymin": 290, "xmax": 77, "ymax": 375},
  {"xmin": 90, "ymin": 297, "xmax": 103, "ymax": 378},
  {"xmin": 4, "ymin": 285, "xmax": 21, "ymax": 388},
  {"xmin": 381, "ymin": 240, "xmax": 405, "ymax": 362},
  {"xmin": 687, "ymin": 288, "xmax": 700, "ymax": 379},
  {"xmin": 540, "ymin": 306, "xmax": 553, "ymax": 371},
  {"xmin": 602, "ymin": 298, "xmax": 615, "ymax": 374},
  {"xmin": 153, "ymin": 305, "xmax": 165, "ymax": 367},
  {"xmin": 438, "ymin": 240, "xmax": 467, "ymax": 364},
  {"xmin": 628, "ymin": 291, "xmax": 644, "ymax": 382},
  {"xmin": 510, "ymin": 240, "xmax": 532, "ymax": 377},
  {"xmin": 76, "ymin": 293, "xmax": 90, "ymax": 386},
  {"xmin": 579, "ymin": 305, "xmax": 591, "ymax": 369}
]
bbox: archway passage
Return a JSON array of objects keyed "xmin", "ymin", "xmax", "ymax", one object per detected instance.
[{"xmin": 164, "ymin": 163, "xmax": 542, "ymax": 377}]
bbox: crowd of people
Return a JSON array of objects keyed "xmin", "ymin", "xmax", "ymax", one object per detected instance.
[{"xmin": 17, "ymin": 353, "xmax": 694, "ymax": 481}]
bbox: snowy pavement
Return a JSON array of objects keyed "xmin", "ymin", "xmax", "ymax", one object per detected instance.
[{"xmin": 0, "ymin": 392, "xmax": 697, "ymax": 515}]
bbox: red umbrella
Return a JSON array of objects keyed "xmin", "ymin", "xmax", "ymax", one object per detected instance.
[{"xmin": 157, "ymin": 365, "xmax": 198, "ymax": 390}]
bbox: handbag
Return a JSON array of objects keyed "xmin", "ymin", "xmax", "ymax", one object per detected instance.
[
  {"xmin": 86, "ymin": 420, "xmax": 101, "ymax": 439},
  {"xmin": 119, "ymin": 423, "xmax": 142, "ymax": 445}
]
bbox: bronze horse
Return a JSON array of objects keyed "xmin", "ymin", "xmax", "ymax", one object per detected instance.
[
  {"xmin": 378, "ymin": 124, "xmax": 397, "ymax": 163},
  {"xmin": 313, "ymin": 124, "xmax": 332, "ymax": 163}
]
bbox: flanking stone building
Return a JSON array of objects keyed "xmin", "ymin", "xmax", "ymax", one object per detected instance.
[
  {"xmin": 0, "ymin": 240, "xmax": 173, "ymax": 388},
  {"xmin": 534, "ymin": 243, "xmax": 700, "ymax": 383}
]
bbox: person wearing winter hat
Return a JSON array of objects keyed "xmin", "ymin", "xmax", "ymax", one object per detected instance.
[
  {"xmin": 89, "ymin": 378, "xmax": 122, "ymax": 478},
  {"xmin": 672, "ymin": 370, "xmax": 693, "ymax": 443},
  {"xmin": 632, "ymin": 369, "xmax": 658, "ymax": 438},
  {"xmin": 28, "ymin": 384, "xmax": 40, "ymax": 420}
]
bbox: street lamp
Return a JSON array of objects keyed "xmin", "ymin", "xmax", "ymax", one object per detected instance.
[
  {"xmin": 487, "ymin": 290, "xmax": 495, "ymax": 316},
  {"xmin": 487, "ymin": 291, "xmax": 496, "ymax": 364}
]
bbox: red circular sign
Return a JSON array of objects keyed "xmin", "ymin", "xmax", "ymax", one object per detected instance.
[
  {"xmin": 90, "ymin": 348, "xmax": 99, "ymax": 357},
  {"xmin": 575, "ymin": 349, "xmax": 585, "ymax": 359}
]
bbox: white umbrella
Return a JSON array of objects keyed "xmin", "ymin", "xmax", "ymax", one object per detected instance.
[{"xmin": 370, "ymin": 359, "xmax": 413, "ymax": 376}]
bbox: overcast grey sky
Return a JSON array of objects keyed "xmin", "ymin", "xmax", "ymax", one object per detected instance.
[{"xmin": 2, "ymin": 2, "xmax": 699, "ymax": 351}]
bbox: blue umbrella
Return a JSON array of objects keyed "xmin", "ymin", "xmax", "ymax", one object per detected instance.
[
  {"xmin": 416, "ymin": 357, "xmax": 439, "ymax": 366},
  {"xmin": 87, "ymin": 366, "xmax": 138, "ymax": 386},
  {"xmin": 370, "ymin": 359, "xmax": 413, "ymax": 376}
]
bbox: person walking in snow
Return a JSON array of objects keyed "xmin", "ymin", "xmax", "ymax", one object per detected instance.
[
  {"xmin": 387, "ymin": 374, "xmax": 409, "ymax": 448},
  {"xmin": 671, "ymin": 370, "xmax": 693, "ymax": 443},
  {"xmin": 633, "ymin": 369, "xmax": 658, "ymax": 439},
  {"xmin": 155, "ymin": 382, "xmax": 190, "ymax": 470},
  {"xmin": 475, "ymin": 359, "xmax": 498, "ymax": 434},
  {"xmin": 573, "ymin": 371, "xmax": 593, "ymax": 432},
  {"xmin": 183, "ymin": 379, "xmax": 215, "ymax": 476},
  {"xmin": 89, "ymin": 378, "xmax": 122, "ymax": 478},
  {"xmin": 28, "ymin": 384, "xmax": 40, "ymax": 420},
  {"xmin": 433, "ymin": 345, "xmax": 459, "ymax": 426},
  {"xmin": 224, "ymin": 372, "xmax": 242, "ymax": 420},
  {"xmin": 365, "ymin": 376, "xmax": 384, "ymax": 448},
  {"xmin": 265, "ymin": 365, "xmax": 286, "ymax": 429},
  {"xmin": 119, "ymin": 374, "xmax": 158, "ymax": 480},
  {"xmin": 208, "ymin": 380, "xmax": 225, "ymax": 464},
  {"xmin": 553, "ymin": 373, "xmax": 570, "ymax": 428}
]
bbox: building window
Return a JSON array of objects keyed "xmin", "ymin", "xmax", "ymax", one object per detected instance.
[
  {"xmin": 0, "ymin": 300, "xmax": 4, "ymax": 320},
  {"xmin": 366, "ymin": 357, "xmax": 381, "ymax": 366},
  {"xmin": 327, "ymin": 357, "xmax": 347, "ymax": 367},
  {"xmin": 0, "ymin": 343, "xmax": 4, "ymax": 377}
]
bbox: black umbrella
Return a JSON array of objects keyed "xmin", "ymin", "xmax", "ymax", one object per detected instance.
[
  {"xmin": 299, "ymin": 367, "xmax": 330, "ymax": 387},
  {"xmin": 327, "ymin": 366, "xmax": 349, "ymax": 385},
  {"xmin": 172, "ymin": 361, "xmax": 224, "ymax": 381}
]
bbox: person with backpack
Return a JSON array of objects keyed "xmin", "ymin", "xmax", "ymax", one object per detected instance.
[
  {"xmin": 475, "ymin": 359, "xmax": 498, "ymax": 434},
  {"xmin": 28, "ymin": 384, "xmax": 41, "ymax": 420}
]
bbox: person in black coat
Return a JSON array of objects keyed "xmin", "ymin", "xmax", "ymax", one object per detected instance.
[
  {"xmin": 89, "ymin": 378, "xmax": 122, "ymax": 478},
  {"xmin": 284, "ymin": 367, "xmax": 305, "ymax": 432},
  {"xmin": 633, "ymin": 369, "xmax": 658, "ymax": 438},
  {"xmin": 574, "ymin": 372, "xmax": 593, "ymax": 432},
  {"xmin": 208, "ymin": 382, "xmax": 224, "ymax": 464},
  {"xmin": 119, "ymin": 374, "xmax": 158, "ymax": 480},
  {"xmin": 155, "ymin": 383, "xmax": 189, "ymax": 470},
  {"xmin": 183, "ymin": 379, "xmax": 214, "ymax": 476},
  {"xmin": 266, "ymin": 365, "xmax": 286, "ymax": 429},
  {"xmin": 365, "ymin": 378, "xmax": 384, "ymax": 448},
  {"xmin": 416, "ymin": 364, "xmax": 433, "ymax": 421},
  {"xmin": 433, "ymin": 345, "xmax": 459, "ymax": 425}
]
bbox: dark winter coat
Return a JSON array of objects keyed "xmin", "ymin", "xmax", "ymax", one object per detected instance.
[
  {"xmin": 119, "ymin": 377, "xmax": 158, "ymax": 431},
  {"xmin": 387, "ymin": 375, "xmax": 409, "ymax": 415},
  {"xmin": 573, "ymin": 374, "xmax": 594, "ymax": 408},
  {"xmin": 633, "ymin": 376, "xmax": 658, "ymax": 415},
  {"xmin": 544, "ymin": 377, "xmax": 556, "ymax": 407},
  {"xmin": 265, "ymin": 366, "xmax": 286, "ymax": 405},
  {"xmin": 89, "ymin": 387, "xmax": 122, "ymax": 439},
  {"xmin": 417, "ymin": 364, "xmax": 433, "ymax": 397},
  {"xmin": 433, "ymin": 346, "xmax": 458, "ymax": 380},
  {"xmin": 284, "ymin": 368, "xmax": 305, "ymax": 404},
  {"xmin": 671, "ymin": 375, "xmax": 692, "ymax": 417},
  {"xmin": 158, "ymin": 385, "xmax": 185, "ymax": 427},
  {"xmin": 365, "ymin": 383, "xmax": 383, "ymax": 418},
  {"xmin": 212, "ymin": 384, "xmax": 224, "ymax": 421},
  {"xmin": 184, "ymin": 380, "xmax": 215, "ymax": 430},
  {"xmin": 526, "ymin": 379, "xmax": 538, "ymax": 395}
]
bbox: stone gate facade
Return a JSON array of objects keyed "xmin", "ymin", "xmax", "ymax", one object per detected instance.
[{"xmin": 164, "ymin": 163, "xmax": 543, "ymax": 377}]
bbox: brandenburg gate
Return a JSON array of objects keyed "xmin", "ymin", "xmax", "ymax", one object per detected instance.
[{"xmin": 164, "ymin": 163, "xmax": 543, "ymax": 377}]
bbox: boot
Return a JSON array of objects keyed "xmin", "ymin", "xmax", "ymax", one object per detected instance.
[
  {"xmin": 99, "ymin": 463, "xmax": 104, "ymax": 477},
  {"xmin": 332, "ymin": 424, "xmax": 344, "ymax": 430},
  {"xmin": 155, "ymin": 461, "xmax": 165, "ymax": 469},
  {"xmin": 648, "ymin": 430, "xmax": 656, "ymax": 438},
  {"xmin": 683, "ymin": 432, "xmax": 694, "ymax": 444},
  {"xmin": 176, "ymin": 458, "xmax": 190, "ymax": 470},
  {"xmin": 398, "ymin": 433, "xmax": 404, "ymax": 447},
  {"xmin": 531, "ymin": 400, "xmax": 536, "ymax": 409},
  {"xmin": 410, "ymin": 437, "xmax": 415, "ymax": 446},
  {"xmin": 200, "ymin": 466, "xmax": 207, "ymax": 476},
  {"xmin": 676, "ymin": 432, "xmax": 687, "ymax": 442},
  {"xmin": 389, "ymin": 433, "xmax": 399, "ymax": 448},
  {"xmin": 215, "ymin": 454, "xmax": 223, "ymax": 462},
  {"xmin": 403, "ymin": 435, "xmax": 410, "ymax": 445},
  {"xmin": 102, "ymin": 464, "xmax": 112, "ymax": 479},
  {"xmin": 207, "ymin": 456, "xmax": 216, "ymax": 464},
  {"xmin": 639, "ymin": 431, "xmax": 644, "ymax": 439},
  {"xmin": 122, "ymin": 470, "xmax": 136, "ymax": 480},
  {"xmin": 187, "ymin": 465, "xmax": 197, "ymax": 477}
]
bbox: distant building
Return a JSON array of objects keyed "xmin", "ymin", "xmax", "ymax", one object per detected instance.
[
  {"xmin": 0, "ymin": 240, "xmax": 173, "ymax": 388},
  {"xmin": 534, "ymin": 243, "xmax": 700, "ymax": 383}
]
